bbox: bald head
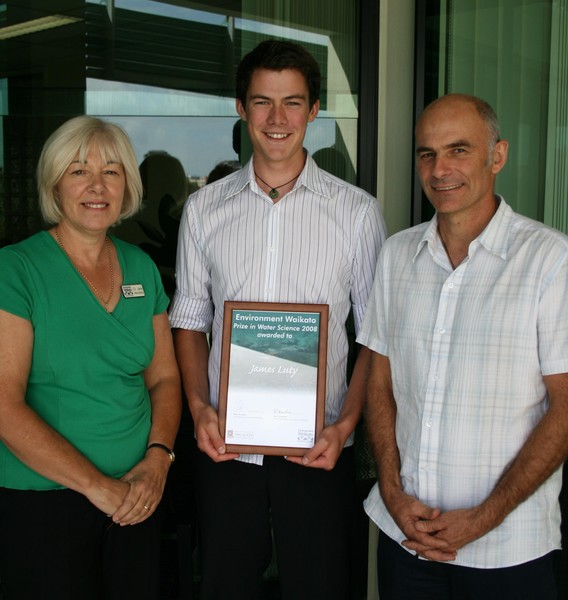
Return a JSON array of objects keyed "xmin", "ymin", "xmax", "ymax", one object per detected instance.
[{"xmin": 418, "ymin": 94, "xmax": 501, "ymax": 152}]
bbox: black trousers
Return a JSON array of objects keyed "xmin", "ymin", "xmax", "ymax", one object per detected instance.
[
  {"xmin": 196, "ymin": 447, "xmax": 356, "ymax": 600},
  {"xmin": 377, "ymin": 529, "xmax": 558, "ymax": 600},
  {"xmin": 0, "ymin": 487, "xmax": 163, "ymax": 600}
]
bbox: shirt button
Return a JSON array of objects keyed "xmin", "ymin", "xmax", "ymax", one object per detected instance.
[
  {"xmin": 439, "ymin": 328, "xmax": 445, "ymax": 334},
  {"xmin": 448, "ymin": 282, "xmax": 454, "ymax": 289},
  {"xmin": 426, "ymin": 420, "xmax": 433, "ymax": 428}
]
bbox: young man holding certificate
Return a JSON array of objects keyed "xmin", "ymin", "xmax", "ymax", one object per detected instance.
[{"xmin": 169, "ymin": 39, "xmax": 387, "ymax": 600}]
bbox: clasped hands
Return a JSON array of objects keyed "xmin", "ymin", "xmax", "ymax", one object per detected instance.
[
  {"xmin": 388, "ymin": 491, "xmax": 491, "ymax": 562},
  {"xmin": 87, "ymin": 454, "xmax": 169, "ymax": 526}
]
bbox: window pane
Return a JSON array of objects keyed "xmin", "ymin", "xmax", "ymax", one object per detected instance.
[
  {"xmin": 424, "ymin": 0, "xmax": 565, "ymax": 230},
  {"xmin": 0, "ymin": 0, "xmax": 360, "ymax": 245}
]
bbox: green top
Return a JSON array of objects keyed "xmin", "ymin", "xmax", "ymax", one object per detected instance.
[{"xmin": 0, "ymin": 231, "xmax": 169, "ymax": 490}]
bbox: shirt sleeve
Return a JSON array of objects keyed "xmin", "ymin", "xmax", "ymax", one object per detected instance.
[
  {"xmin": 350, "ymin": 197, "xmax": 387, "ymax": 332},
  {"xmin": 149, "ymin": 258, "xmax": 170, "ymax": 315},
  {"xmin": 0, "ymin": 246, "xmax": 33, "ymax": 321},
  {"xmin": 356, "ymin": 242, "xmax": 389, "ymax": 357},
  {"xmin": 168, "ymin": 197, "xmax": 214, "ymax": 331},
  {"xmin": 538, "ymin": 251, "xmax": 568, "ymax": 376}
]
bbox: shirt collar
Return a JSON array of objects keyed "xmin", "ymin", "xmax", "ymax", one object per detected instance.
[
  {"xmin": 414, "ymin": 195, "xmax": 512, "ymax": 263},
  {"xmin": 476, "ymin": 195, "xmax": 512, "ymax": 259},
  {"xmin": 227, "ymin": 152, "xmax": 332, "ymax": 201},
  {"xmin": 223, "ymin": 162, "xmax": 253, "ymax": 199},
  {"xmin": 300, "ymin": 153, "xmax": 334, "ymax": 199}
]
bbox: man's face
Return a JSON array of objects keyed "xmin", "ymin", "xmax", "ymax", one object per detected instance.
[
  {"xmin": 415, "ymin": 98, "xmax": 508, "ymax": 220},
  {"xmin": 236, "ymin": 68, "xmax": 319, "ymax": 170}
]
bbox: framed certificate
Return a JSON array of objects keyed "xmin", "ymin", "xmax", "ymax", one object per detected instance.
[{"xmin": 218, "ymin": 301, "xmax": 328, "ymax": 455}]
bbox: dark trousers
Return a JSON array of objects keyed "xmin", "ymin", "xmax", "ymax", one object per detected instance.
[
  {"xmin": 377, "ymin": 529, "xmax": 558, "ymax": 600},
  {"xmin": 196, "ymin": 447, "xmax": 356, "ymax": 600},
  {"xmin": 0, "ymin": 487, "xmax": 163, "ymax": 600}
]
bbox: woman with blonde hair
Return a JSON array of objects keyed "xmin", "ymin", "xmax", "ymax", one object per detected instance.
[{"xmin": 0, "ymin": 116, "xmax": 181, "ymax": 599}]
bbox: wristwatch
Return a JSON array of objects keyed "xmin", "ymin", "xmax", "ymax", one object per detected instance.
[{"xmin": 147, "ymin": 442, "xmax": 175, "ymax": 464}]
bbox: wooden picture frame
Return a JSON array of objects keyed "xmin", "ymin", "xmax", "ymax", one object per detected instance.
[{"xmin": 218, "ymin": 301, "xmax": 328, "ymax": 455}]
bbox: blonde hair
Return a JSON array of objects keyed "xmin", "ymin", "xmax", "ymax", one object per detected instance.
[{"xmin": 37, "ymin": 116, "xmax": 143, "ymax": 225}]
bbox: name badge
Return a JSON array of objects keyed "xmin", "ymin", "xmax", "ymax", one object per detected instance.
[{"xmin": 121, "ymin": 284, "xmax": 145, "ymax": 298}]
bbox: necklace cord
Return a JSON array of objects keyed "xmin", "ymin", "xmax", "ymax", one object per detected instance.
[{"xmin": 255, "ymin": 169, "xmax": 303, "ymax": 200}]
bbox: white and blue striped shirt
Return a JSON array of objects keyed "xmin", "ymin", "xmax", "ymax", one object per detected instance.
[
  {"xmin": 170, "ymin": 154, "xmax": 387, "ymax": 464},
  {"xmin": 358, "ymin": 197, "xmax": 568, "ymax": 568}
]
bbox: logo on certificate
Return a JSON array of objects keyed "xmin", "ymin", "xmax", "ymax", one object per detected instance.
[{"xmin": 297, "ymin": 429, "xmax": 314, "ymax": 444}]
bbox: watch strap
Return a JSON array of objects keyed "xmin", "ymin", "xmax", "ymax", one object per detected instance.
[{"xmin": 147, "ymin": 442, "xmax": 175, "ymax": 463}]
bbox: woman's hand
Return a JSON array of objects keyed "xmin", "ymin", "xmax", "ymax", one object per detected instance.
[
  {"xmin": 84, "ymin": 478, "xmax": 131, "ymax": 516},
  {"xmin": 111, "ymin": 451, "xmax": 171, "ymax": 525}
]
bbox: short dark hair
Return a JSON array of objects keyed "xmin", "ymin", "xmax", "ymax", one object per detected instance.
[{"xmin": 236, "ymin": 40, "xmax": 321, "ymax": 108}]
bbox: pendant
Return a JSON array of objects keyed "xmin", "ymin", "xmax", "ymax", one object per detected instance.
[{"xmin": 269, "ymin": 188, "xmax": 279, "ymax": 200}]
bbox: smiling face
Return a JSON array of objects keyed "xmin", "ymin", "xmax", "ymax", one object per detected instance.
[
  {"xmin": 415, "ymin": 96, "xmax": 508, "ymax": 223},
  {"xmin": 236, "ymin": 68, "xmax": 319, "ymax": 172},
  {"xmin": 55, "ymin": 147, "xmax": 125, "ymax": 236}
]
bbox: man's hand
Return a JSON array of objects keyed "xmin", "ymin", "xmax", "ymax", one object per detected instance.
[
  {"xmin": 385, "ymin": 490, "xmax": 457, "ymax": 562},
  {"xmin": 285, "ymin": 423, "xmax": 344, "ymax": 470},
  {"xmin": 194, "ymin": 404, "xmax": 240, "ymax": 462},
  {"xmin": 406, "ymin": 505, "xmax": 493, "ymax": 559}
]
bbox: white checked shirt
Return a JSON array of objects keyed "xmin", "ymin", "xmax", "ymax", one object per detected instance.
[
  {"xmin": 358, "ymin": 198, "xmax": 568, "ymax": 568},
  {"xmin": 170, "ymin": 154, "xmax": 386, "ymax": 465}
]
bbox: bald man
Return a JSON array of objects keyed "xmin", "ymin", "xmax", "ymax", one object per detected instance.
[{"xmin": 358, "ymin": 94, "xmax": 568, "ymax": 599}]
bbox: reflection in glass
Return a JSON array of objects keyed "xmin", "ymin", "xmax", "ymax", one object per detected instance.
[{"xmin": 1, "ymin": 0, "xmax": 360, "ymax": 247}]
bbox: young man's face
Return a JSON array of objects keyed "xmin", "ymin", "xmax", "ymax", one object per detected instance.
[{"xmin": 236, "ymin": 68, "xmax": 319, "ymax": 171}]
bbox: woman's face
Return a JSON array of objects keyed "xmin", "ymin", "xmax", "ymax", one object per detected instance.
[{"xmin": 55, "ymin": 147, "xmax": 125, "ymax": 235}]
